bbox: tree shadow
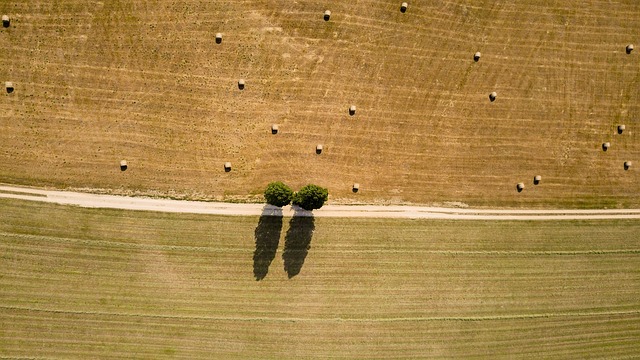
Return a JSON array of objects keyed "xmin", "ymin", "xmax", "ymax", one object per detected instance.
[
  {"xmin": 252, "ymin": 205, "xmax": 283, "ymax": 281},
  {"xmin": 283, "ymin": 206, "xmax": 315, "ymax": 278}
]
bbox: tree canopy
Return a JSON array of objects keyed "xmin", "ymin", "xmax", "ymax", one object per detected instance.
[
  {"xmin": 263, "ymin": 181, "xmax": 294, "ymax": 207},
  {"xmin": 292, "ymin": 184, "xmax": 329, "ymax": 211}
]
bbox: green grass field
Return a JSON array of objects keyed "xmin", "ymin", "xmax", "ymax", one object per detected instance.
[{"xmin": 1, "ymin": 198, "xmax": 639, "ymax": 358}]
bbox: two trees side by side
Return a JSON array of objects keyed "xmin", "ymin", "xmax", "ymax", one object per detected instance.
[{"xmin": 264, "ymin": 182, "xmax": 328, "ymax": 211}]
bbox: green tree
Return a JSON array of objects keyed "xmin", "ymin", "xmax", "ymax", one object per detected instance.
[
  {"xmin": 264, "ymin": 181, "xmax": 294, "ymax": 207},
  {"xmin": 292, "ymin": 184, "xmax": 329, "ymax": 211}
]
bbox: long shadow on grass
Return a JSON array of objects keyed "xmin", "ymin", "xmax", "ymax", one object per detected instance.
[
  {"xmin": 283, "ymin": 206, "xmax": 315, "ymax": 278},
  {"xmin": 253, "ymin": 205, "xmax": 283, "ymax": 281}
]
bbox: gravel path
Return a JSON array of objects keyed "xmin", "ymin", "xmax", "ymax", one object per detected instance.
[{"xmin": 2, "ymin": 185, "xmax": 640, "ymax": 220}]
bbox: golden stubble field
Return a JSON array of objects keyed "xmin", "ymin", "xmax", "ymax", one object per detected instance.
[
  {"xmin": 1, "ymin": 199, "xmax": 639, "ymax": 358},
  {"xmin": 0, "ymin": 1, "xmax": 639, "ymax": 207}
]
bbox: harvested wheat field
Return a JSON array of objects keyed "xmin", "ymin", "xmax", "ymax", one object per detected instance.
[
  {"xmin": 1, "ymin": 198, "xmax": 639, "ymax": 358},
  {"xmin": 0, "ymin": 1, "xmax": 638, "ymax": 207}
]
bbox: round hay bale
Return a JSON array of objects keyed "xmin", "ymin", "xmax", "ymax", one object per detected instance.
[
  {"xmin": 534, "ymin": 175, "xmax": 541, "ymax": 185},
  {"xmin": 5, "ymin": 81, "xmax": 13, "ymax": 93},
  {"xmin": 224, "ymin": 162, "xmax": 232, "ymax": 172},
  {"xmin": 626, "ymin": 44, "xmax": 634, "ymax": 54},
  {"xmin": 271, "ymin": 124, "xmax": 279, "ymax": 134},
  {"xmin": 2, "ymin": 15, "xmax": 9, "ymax": 28},
  {"xmin": 120, "ymin": 160, "xmax": 128, "ymax": 171},
  {"xmin": 489, "ymin": 92, "xmax": 497, "ymax": 102},
  {"xmin": 352, "ymin": 183, "xmax": 360, "ymax": 193},
  {"xmin": 238, "ymin": 79, "xmax": 245, "ymax": 90},
  {"xmin": 324, "ymin": 10, "xmax": 331, "ymax": 21},
  {"xmin": 474, "ymin": 52, "xmax": 481, "ymax": 62},
  {"xmin": 349, "ymin": 105, "xmax": 356, "ymax": 116},
  {"xmin": 215, "ymin": 33, "xmax": 222, "ymax": 44},
  {"xmin": 624, "ymin": 161, "xmax": 632, "ymax": 170},
  {"xmin": 400, "ymin": 2, "xmax": 408, "ymax": 13},
  {"xmin": 316, "ymin": 144, "xmax": 323, "ymax": 154},
  {"xmin": 618, "ymin": 124, "xmax": 626, "ymax": 134},
  {"xmin": 516, "ymin": 183, "xmax": 524, "ymax": 192},
  {"xmin": 602, "ymin": 142, "xmax": 611, "ymax": 151}
]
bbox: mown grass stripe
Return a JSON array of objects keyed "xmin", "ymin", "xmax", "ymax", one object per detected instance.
[
  {"xmin": 1, "ymin": 305, "xmax": 639, "ymax": 323},
  {"xmin": 3, "ymin": 231, "xmax": 640, "ymax": 256}
]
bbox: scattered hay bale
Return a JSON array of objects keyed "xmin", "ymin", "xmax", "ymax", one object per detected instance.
[
  {"xmin": 626, "ymin": 44, "xmax": 634, "ymax": 54},
  {"xmin": 474, "ymin": 52, "xmax": 481, "ymax": 62},
  {"xmin": 224, "ymin": 162, "xmax": 232, "ymax": 172},
  {"xmin": 618, "ymin": 125, "xmax": 626, "ymax": 134},
  {"xmin": 324, "ymin": 10, "xmax": 331, "ymax": 21},
  {"xmin": 215, "ymin": 33, "xmax": 222, "ymax": 44},
  {"xmin": 624, "ymin": 161, "xmax": 632, "ymax": 170},
  {"xmin": 352, "ymin": 183, "xmax": 359, "ymax": 193},
  {"xmin": 401, "ymin": 2, "xmax": 408, "ymax": 13},
  {"xmin": 5, "ymin": 81, "xmax": 13, "ymax": 93},
  {"xmin": 534, "ymin": 175, "xmax": 541, "ymax": 185},
  {"xmin": 516, "ymin": 183, "xmax": 524, "ymax": 192},
  {"xmin": 238, "ymin": 79, "xmax": 245, "ymax": 90},
  {"xmin": 602, "ymin": 142, "xmax": 611, "ymax": 151},
  {"xmin": 316, "ymin": 144, "xmax": 323, "ymax": 154},
  {"xmin": 271, "ymin": 124, "xmax": 279, "ymax": 134},
  {"xmin": 489, "ymin": 92, "xmax": 497, "ymax": 102},
  {"xmin": 120, "ymin": 160, "xmax": 128, "ymax": 171},
  {"xmin": 349, "ymin": 105, "xmax": 356, "ymax": 116},
  {"xmin": 2, "ymin": 15, "xmax": 9, "ymax": 28}
]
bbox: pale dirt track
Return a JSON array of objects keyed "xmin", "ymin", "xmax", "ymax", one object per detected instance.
[{"xmin": 2, "ymin": 184, "xmax": 640, "ymax": 220}]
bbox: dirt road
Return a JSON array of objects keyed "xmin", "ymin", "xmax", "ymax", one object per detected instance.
[{"xmin": 1, "ymin": 185, "xmax": 639, "ymax": 220}]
